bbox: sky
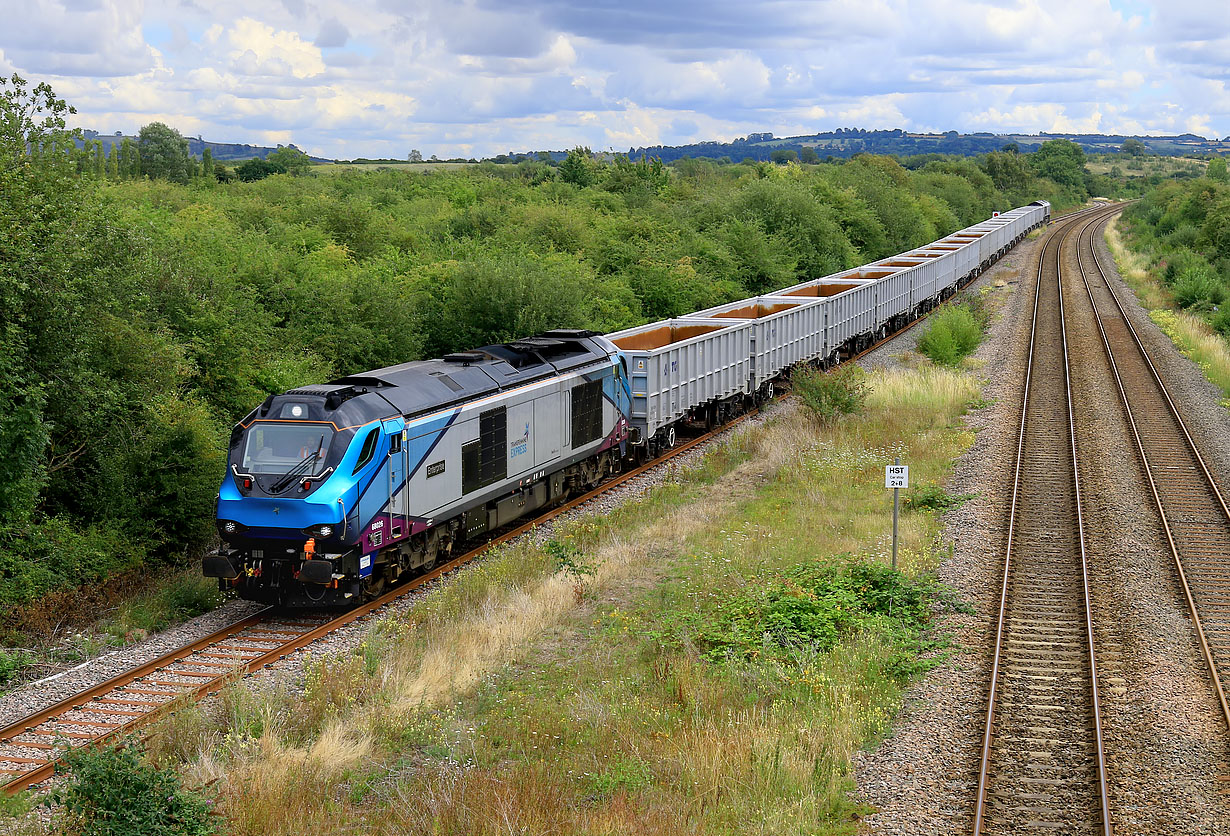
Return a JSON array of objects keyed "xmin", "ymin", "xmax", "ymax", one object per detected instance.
[{"xmin": 1, "ymin": 0, "xmax": 1227, "ymax": 160}]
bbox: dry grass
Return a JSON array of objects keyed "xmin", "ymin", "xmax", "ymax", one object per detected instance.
[
  {"xmin": 1105, "ymin": 219, "xmax": 1172, "ymax": 310},
  {"xmin": 1148, "ymin": 309, "xmax": 1230, "ymax": 403},
  {"xmin": 1105, "ymin": 218, "xmax": 1230, "ymax": 402}
]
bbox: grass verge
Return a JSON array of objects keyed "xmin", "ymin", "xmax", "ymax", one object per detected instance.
[
  {"xmin": 16, "ymin": 366, "xmax": 980, "ymax": 836},
  {"xmin": 0, "ymin": 567, "xmax": 224, "ymax": 693},
  {"xmin": 1106, "ymin": 219, "xmax": 1230, "ymax": 403}
]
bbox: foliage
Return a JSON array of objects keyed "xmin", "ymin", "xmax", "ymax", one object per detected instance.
[
  {"xmin": 49, "ymin": 742, "xmax": 218, "ymax": 836},
  {"xmin": 266, "ymin": 146, "xmax": 312, "ymax": 175},
  {"xmin": 902, "ymin": 482, "xmax": 974, "ymax": 512},
  {"xmin": 793, "ymin": 364, "xmax": 868, "ymax": 423},
  {"xmin": 917, "ymin": 302, "xmax": 985, "ymax": 366},
  {"xmin": 0, "ymin": 77, "xmax": 1096, "ymax": 615},
  {"xmin": 1171, "ymin": 261, "xmax": 1224, "ymax": 311},
  {"xmin": 138, "ymin": 122, "xmax": 193, "ymax": 184},
  {"xmin": 0, "ymin": 647, "xmax": 29, "ymax": 685},
  {"xmin": 557, "ymin": 146, "xmax": 596, "ymax": 187},
  {"xmin": 690, "ymin": 559, "xmax": 938, "ymax": 663},
  {"xmin": 544, "ymin": 537, "xmax": 598, "ymax": 601},
  {"xmin": 0, "ymin": 789, "xmax": 33, "ymax": 818}
]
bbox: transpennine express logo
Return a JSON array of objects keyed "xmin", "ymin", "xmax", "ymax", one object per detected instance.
[{"xmin": 511, "ymin": 422, "xmax": 530, "ymax": 458}]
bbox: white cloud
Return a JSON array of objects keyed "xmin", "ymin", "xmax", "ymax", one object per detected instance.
[
  {"xmin": 207, "ymin": 17, "xmax": 326, "ymax": 79},
  {"xmin": 2, "ymin": 0, "xmax": 1227, "ymax": 157}
]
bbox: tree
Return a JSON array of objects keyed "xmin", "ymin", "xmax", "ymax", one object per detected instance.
[
  {"xmin": 137, "ymin": 121, "xmax": 191, "ymax": 183},
  {"xmin": 120, "ymin": 137, "xmax": 140, "ymax": 179},
  {"xmin": 1029, "ymin": 139, "xmax": 1088, "ymax": 194},
  {"xmin": 799, "ymin": 145, "xmax": 820, "ymax": 164},
  {"xmin": 981, "ymin": 150, "xmax": 1032, "ymax": 194},
  {"xmin": 1121, "ymin": 138, "xmax": 1147, "ymax": 156},
  {"xmin": 408, "ymin": 149, "xmax": 423, "ymax": 163},
  {"xmin": 235, "ymin": 157, "xmax": 277, "ymax": 181},
  {"xmin": 1207, "ymin": 156, "xmax": 1228, "ymax": 183},
  {"xmin": 558, "ymin": 146, "xmax": 596, "ymax": 187},
  {"xmin": 266, "ymin": 145, "xmax": 312, "ymax": 176},
  {"xmin": 770, "ymin": 148, "xmax": 799, "ymax": 165},
  {"xmin": 201, "ymin": 147, "xmax": 213, "ymax": 180},
  {"xmin": 107, "ymin": 143, "xmax": 119, "ymax": 179}
]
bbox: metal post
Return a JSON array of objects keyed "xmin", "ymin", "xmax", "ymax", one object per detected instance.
[{"xmin": 892, "ymin": 455, "xmax": 900, "ymax": 572}]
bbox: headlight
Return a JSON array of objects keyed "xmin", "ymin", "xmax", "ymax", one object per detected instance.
[
  {"xmin": 223, "ymin": 521, "xmax": 237, "ymax": 534},
  {"xmin": 319, "ymin": 525, "xmax": 333, "ymax": 538}
]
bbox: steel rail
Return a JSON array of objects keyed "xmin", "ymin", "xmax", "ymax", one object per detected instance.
[
  {"xmin": 1, "ymin": 210, "xmax": 1046, "ymax": 796},
  {"xmin": 1074, "ymin": 211, "xmax": 1230, "ymax": 731},
  {"xmin": 972, "ymin": 203, "xmax": 1120, "ymax": 836},
  {"xmin": 0, "ymin": 409, "xmax": 752, "ymax": 795}
]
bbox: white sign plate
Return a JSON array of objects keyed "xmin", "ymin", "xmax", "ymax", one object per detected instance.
[{"xmin": 885, "ymin": 465, "xmax": 909, "ymax": 489}]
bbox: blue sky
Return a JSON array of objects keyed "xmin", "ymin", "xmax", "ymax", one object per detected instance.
[{"xmin": 1, "ymin": 0, "xmax": 1226, "ymax": 159}]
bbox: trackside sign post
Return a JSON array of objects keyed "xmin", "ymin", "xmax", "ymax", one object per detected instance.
[{"xmin": 886, "ymin": 459, "xmax": 908, "ymax": 571}]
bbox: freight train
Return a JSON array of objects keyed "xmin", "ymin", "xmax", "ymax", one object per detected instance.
[{"xmin": 205, "ymin": 201, "xmax": 1050, "ymax": 606}]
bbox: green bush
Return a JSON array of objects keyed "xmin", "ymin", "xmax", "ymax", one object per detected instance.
[
  {"xmin": 1172, "ymin": 263, "xmax": 1225, "ymax": 312},
  {"xmin": 918, "ymin": 303, "xmax": 984, "ymax": 366},
  {"xmin": 792, "ymin": 364, "xmax": 868, "ymax": 423},
  {"xmin": 902, "ymin": 482, "xmax": 975, "ymax": 512},
  {"xmin": 0, "ymin": 647, "xmax": 29, "ymax": 686},
  {"xmin": 697, "ymin": 559, "xmax": 935, "ymax": 662},
  {"xmin": 50, "ymin": 742, "xmax": 218, "ymax": 836}
]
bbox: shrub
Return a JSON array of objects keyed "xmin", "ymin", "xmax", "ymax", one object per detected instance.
[
  {"xmin": 902, "ymin": 482, "xmax": 975, "ymax": 512},
  {"xmin": 918, "ymin": 303, "xmax": 983, "ymax": 366},
  {"xmin": 696, "ymin": 558, "xmax": 936, "ymax": 663},
  {"xmin": 0, "ymin": 647, "xmax": 29, "ymax": 686},
  {"xmin": 50, "ymin": 742, "xmax": 218, "ymax": 836},
  {"xmin": 1172, "ymin": 263, "xmax": 1225, "ymax": 312},
  {"xmin": 792, "ymin": 364, "xmax": 868, "ymax": 423}
]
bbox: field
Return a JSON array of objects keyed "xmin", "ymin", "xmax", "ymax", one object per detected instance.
[{"xmin": 315, "ymin": 161, "xmax": 477, "ymax": 172}]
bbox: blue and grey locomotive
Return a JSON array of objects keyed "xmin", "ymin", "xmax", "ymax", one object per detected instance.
[{"xmin": 205, "ymin": 330, "xmax": 632, "ymax": 606}]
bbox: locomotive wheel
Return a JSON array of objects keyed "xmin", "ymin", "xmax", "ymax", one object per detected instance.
[{"xmin": 362, "ymin": 575, "xmax": 387, "ymax": 600}]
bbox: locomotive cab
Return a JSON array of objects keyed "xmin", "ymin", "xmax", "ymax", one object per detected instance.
[{"xmin": 206, "ymin": 384, "xmax": 398, "ymax": 603}]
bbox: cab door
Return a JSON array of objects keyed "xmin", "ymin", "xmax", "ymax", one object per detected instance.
[{"xmin": 383, "ymin": 419, "xmax": 408, "ymax": 540}]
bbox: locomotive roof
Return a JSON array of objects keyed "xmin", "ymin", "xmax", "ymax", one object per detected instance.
[{"xmin": 330, "ymin": 330, "xmax": 614, "ymax": 419}]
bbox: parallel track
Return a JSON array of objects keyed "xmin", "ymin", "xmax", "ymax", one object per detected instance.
[
  {"xmin": 973, "ymin": 206, "xmax": 1118, "ymax": 835},
  {"xmin": 0, "ymin": 215, "xmax": 1030, "ymax": 796},
  {"xmin": 1074, "ymin": 210, "xmax": 1230, "ymax": 734}
]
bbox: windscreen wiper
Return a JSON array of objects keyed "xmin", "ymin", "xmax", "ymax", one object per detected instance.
[{"xmin": 270, "ymin": 436, "xmax": 325, "ymax": 494}]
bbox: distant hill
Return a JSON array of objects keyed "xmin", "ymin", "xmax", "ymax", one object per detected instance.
[
  {"xmin": 496, "ymin": 129, "xmax": 1230, "ymax": 165},
  {"xmin": 625, "ymin": 129, "xmax": 1230, "ymax": 163},
  {"xmin": 76, "ymin": 130, "xmax": 331, "ymax": 164}
]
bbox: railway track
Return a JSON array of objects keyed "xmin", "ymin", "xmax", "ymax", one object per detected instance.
[
  {"xmin": 0, "ymin": 415, "xmax": 751, "ymax": 795},
  {"xmin": 973, "ymin": 206, "xmax": 1119, "ymax": 836},
  {"xmin": 1073, "ymin": 210, "xmax": 1230, "ymax": 736},
  {"xmin": 0, "ymin": 216, "xmax": 1024, "ymax": 797}
]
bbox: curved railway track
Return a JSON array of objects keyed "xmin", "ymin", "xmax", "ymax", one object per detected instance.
[
  {"xmin": 973, "ymin": 205, "xmax": 1119, "ymax": 836},
  {"xmin": 1073, "ymin": 210, "xmax": 1230, "ymax": 735},
  {"xmin": 0, "ymin": 214, "xmax": 1028, "ymax": 797}
]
